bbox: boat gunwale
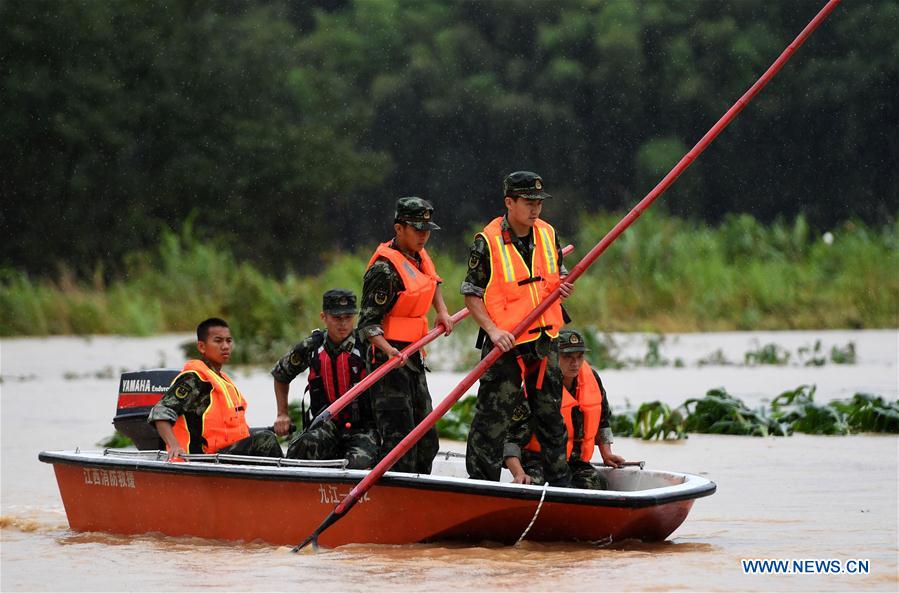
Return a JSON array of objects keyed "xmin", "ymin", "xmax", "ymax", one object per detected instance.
[{"xmin": 39, "ymin": 449, "xmax": 716, "ymax": 509}]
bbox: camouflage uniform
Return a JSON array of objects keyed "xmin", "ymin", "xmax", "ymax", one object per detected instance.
[
  {"xmin": 462, "ymin": 172, "xmax": 572, "ymax": 486},
  {"xmin": 271, "ymin": 301, "xmax": 379, "ymax": 470},
  {"xmin": 148, "ymin": 363, "xmax": 283, "ymax": 458},
  {"xmin": 511, "ymin": 364, "xmax": 615, "ymax": 489},
  {"xmin": 357, "ymin": 197, "xmax": 442, "ymax": 475}
]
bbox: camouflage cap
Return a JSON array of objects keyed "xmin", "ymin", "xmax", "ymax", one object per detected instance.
[
  {"xmin": 395, "ymin": 196, "xmax": 440, "ymax": 230},
  {"xmin": 558, "ymin": 329, "xmax": 589, "ymax": 353},
  {"xmin": 503, "ymin": 171, "xmax": 551, "ymax": 200},
  {"xmin": 322, "ymin": 288, "xmax": 357, "ymax": 316}
]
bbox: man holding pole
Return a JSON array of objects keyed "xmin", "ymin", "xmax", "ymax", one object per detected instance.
[
  {"xmin": 358, "ymin": 197, "xmax": 454, "ymax": 474},
  {"xmin": 271, "ymin": 289, "xmax": 379, "ymax": 469},
  {"xmin": 462, "ymin": 171, "xmax": 574, "ymax": 486}
]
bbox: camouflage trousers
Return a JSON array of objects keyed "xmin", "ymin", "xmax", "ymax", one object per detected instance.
[
  {"xmin": 220, "ymin": 430, "xmax": 283, "ymax": 458},
  {"xmin": 466, "ymin": 348, "xmax": 571, "ymax": 485},
  {"xmin": 521, "ymin": 450, "xmax": 608, "ymax": 489},
  {"xmin": 286, "ymin": 421, "xmax": 378, "ymax": 469},
  {"xmin": 370, "ymin": 362, "xmax": 439, "ymax": 474}
]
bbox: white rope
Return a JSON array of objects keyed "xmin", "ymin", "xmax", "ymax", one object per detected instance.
[{"xmin": 515, "ymin": 481, "xmax": 549, "ymax": 545}]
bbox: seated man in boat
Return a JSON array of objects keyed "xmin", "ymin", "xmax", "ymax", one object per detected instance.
[
  {"xmin": 358, "ymin": 197, "xmax": 454, "ymax": 474},
  {"xmin": 505, "ymin": 329, "xmax": 625, "ymax": 488},
  {"xmin": 271, "ymin": 289, "xmax": 379, "ymax": 469},
  {"xmin": 149, "ymin": 317, "xmax": 283, "ymax": 460}
]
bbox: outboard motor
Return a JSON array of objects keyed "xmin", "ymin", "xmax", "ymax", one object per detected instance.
[{"xmin": 113, "ymin": 369, "xmax": 178, "ymax": 450}]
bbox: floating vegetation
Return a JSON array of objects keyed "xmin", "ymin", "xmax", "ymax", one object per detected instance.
[
  {"xmin": 612, "ymin": 386, "xmax": 897, "ymax": 441},
  {"xmin": 0, "ymin": 374, "xmax": 38, "ymax": 383},
  {"xmin": 641, "ymin": 334, "xmax": 670, "ymax": 367},
  {"xmin": 744, "ymin": 343, "xmax": 791, "ymax": 366},
  {"xmin": 831, "ymin": 393, "xmax": 899, "ymax": 433},
  {"xmin": 631, "ymin": 401, "xmax": 687, "ymax": 440},
  {"xmin": 98, "ymin": 431, "xmax": 134, "ymax": 448},
  {"xmin": 63, "ymin": 366, "xmax": 123, "ymax": 381},
  {"xmin": 797, "ymin": 341, "xmax": 827, "ymax": 367},
  {"xmin": 769, "ymin": 385, "xmax": 848, "ymax": 435},
  {"xmin": 697, "ymin": 349, "xmax": 734, "ymax": 367},
  {"xmin": 287, "ymin": 399, "xmax": 307, "ymax": 430},
  {"xmin": 681, "ymin": 388, "xmax": 784, "ymax": 437},
  {"xmin": 436, "ymin": 396, "xmax": 478, "ymax": 441},
  {"xmin": 829, "ymin": 342, "xmax": 857, "ymax": 365},
  {"xmin": 435, "ymin": 385, "xmax": 898, "ymax": 442}
]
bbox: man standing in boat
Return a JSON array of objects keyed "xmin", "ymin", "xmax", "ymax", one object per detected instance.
[
  {"xmin": 149, "ymin": 318, "xmax": 283, "ymax": 460},
  {"xmin": 505, "ymin": 329, "xmax": 625, "ymax": 488},
  {"xmin": 358, "ymin": 197, "xmax": 454, "ymax": 474},
  {"xmin": 462, "ymin": 171, "xmax": 574, "ymax": 486},
  {"xmin": 271, "ymin": 289, "xmax": 379, "ymax": 469}
]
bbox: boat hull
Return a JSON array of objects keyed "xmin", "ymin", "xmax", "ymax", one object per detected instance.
[{"xmin": 42, "ymin": 451, "xmax": 714, "ymax": 547}]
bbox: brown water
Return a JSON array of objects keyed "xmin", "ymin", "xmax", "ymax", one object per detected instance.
[{"xmin": 1, "ymin": 332, "xmax": 897, "ymax": 592}]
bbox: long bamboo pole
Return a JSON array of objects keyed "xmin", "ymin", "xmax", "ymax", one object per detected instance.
[{"xmin": 294, "ymin": 0, "xmax": 842, "ymax": 551}]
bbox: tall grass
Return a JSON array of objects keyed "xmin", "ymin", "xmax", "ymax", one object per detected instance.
[
  {"xmin": 568, "ymin": 212, "xmax": 898, "ymax": 330},
  {"xmin": 1, "ymin": 213, "xmax": 896, "ymax": 361}
]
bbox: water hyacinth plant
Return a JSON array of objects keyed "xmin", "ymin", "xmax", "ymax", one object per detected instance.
[
  {"xmin": 770, "ymin": 385, "xmax": 849, "ymax": 435},
  {"xmin": 681, "ymin": 388, "xmax": 785, "ymax": 437},
  {"xmin": 831, "ymin": 393, "xmax": 899, "ymax": 433}
]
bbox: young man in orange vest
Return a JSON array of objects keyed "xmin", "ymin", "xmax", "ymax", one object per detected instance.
[
  {"xmin": 150, "ymin": 318, "xmax": 283, "ymax": 460},
  {"xmin": 358, "ymin": 197, "xmax": 454, "ymax": 474},
  {"xmin": 271, "ymin": 289, "xmax": 378, "ymax": 469},
  {"xmin": 462, "ymin": 171, "xmax": 574, "ymax": 486},
  {"xmin": 506, "ymin": 329, "xmax": 626, "ymax": 488}
]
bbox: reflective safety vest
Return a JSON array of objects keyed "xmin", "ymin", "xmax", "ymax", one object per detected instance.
[
  {"xmin": 480, "ymin": 217, "xmax": 563, "ymax": 344},
  {"xmin": 171, "ymin": 359, "xmax": 250, "ymax": 454},
  {"xmin": 306, "ymin": 337, "xmax": 368, "ymax": 428},
  {"xmin": 526, "ymin": 362, "xmax": 603, "ymax": 461},
  {"xmin": 367, "ymin": 242, "xmax": 441, "ymax": 343}
]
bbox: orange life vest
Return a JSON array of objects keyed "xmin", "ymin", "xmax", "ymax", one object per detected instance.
[
  {"xmin": 526, "ymin": 362, "xmax": 603, "ymax": 461},
  {"xmin": 366, "ymin": 241, "xmax": 441, "ymax": 343},
  {"xmin": 171, "ymin": 359, "xmax": 250, "ymax": 454},
  {"xmin": 480, "ymin": 217, "xmax": 563, "ymax": 344}
]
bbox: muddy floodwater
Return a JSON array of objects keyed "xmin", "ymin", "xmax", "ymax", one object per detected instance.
[{"xmin": 1, "ymin": 330, "xmax": 897, "ymax": 592}]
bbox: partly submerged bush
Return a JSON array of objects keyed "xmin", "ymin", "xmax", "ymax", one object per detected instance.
[
  {"xmin": 97, "ymin": 431, "xmax": 134, "ymax": 448},
  {"xmin": 744, "ymin": 343, "xmax": 791, "ymax": 366},
  {"xmin": 631, "ymin": 401, "xmax": 687, "ymax": 440},
  {"xmin": 831, "ymin": 393, "xmax": 899, "ymax": 433},
  {"xmin": 436, "ymin": 396, "xmax": 477, "ymax": 441},
  {"xmin": 770, "ymin": 385, "xmax": 849, "ymax": 435},
  {"xmin": 682, "ymin": 388, "xmax": 786, "ymax": 437}
]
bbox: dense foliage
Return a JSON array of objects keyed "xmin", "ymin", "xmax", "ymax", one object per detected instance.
[
  {"xmin": 3, "ymin": 0, "xmax": 897, "ymax": 278},
  {"xmin": 436, "ymin": 386, "xmax": 899, "ymax": 441},
  {"xmin": 2, "ymin": 213, "xmax": 895, "ymax": 346}
]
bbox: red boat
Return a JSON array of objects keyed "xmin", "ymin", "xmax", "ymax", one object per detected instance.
[
  {"xmin": 40, "ymin": 448, "xmax": 714, "ymax": 547},
  {"xmin": 40, "ymin": 369, "xmax": 715, "ymax": 546}
]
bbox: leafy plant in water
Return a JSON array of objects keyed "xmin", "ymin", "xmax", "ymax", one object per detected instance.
[
  {"xmin": 287, "ymin": 399, "xmax": 308, "ymax": 432},
  {"xmin": 682, "ymin": 388, "xmax": 785, "ymax": 436},
  {"xmin": 797, "ymin": 340, "xmax": 826, "ymax": 367},
  {"xmin": 630, "ymin": 401, "xmax": 687, "ymax": 440},
  {"xmin": 98, "ymin": 431, "xmax": 134, "ymax": 448},
  {"xmin": 641, "ymin": 334, "xmax": 670, "ymax": 367},
  {"xmin": 744, "ymin": 342, "xmax": 790, "ymax": 366},
  {"xmin": 770, "ymin": 385, "xmax": 848, "ymax": 435},
  {"xmin": 829, "ymin": 342, "xmax": 857, "ymax": 365},
  {"xmin": 697, "ymin": 348, "xmax": 733, "ymax": 367},
  {"xmin": 436, "ymin": 396, "xmax": 477, "ymax": 441},
  {"xmin": 830, "ymin": 393, "xmax": 899, "ymax": 433},
  {"xmin": 609, "ymin": 411, "xmax": 635, "ymax": 437}
]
